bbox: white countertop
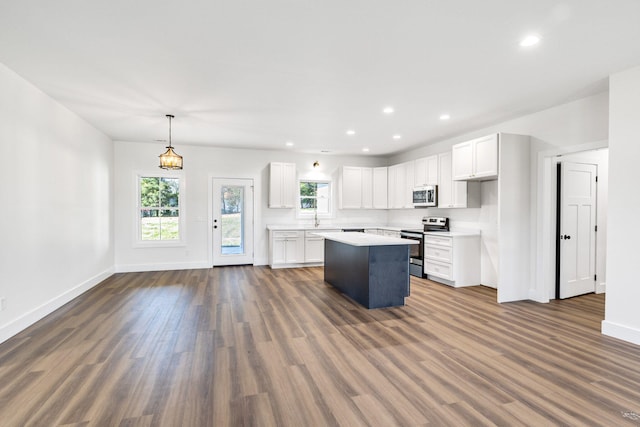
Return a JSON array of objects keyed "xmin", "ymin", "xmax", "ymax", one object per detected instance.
[
  {"xmin": 424, "ymin": 230, "xmax": 481, "ymax": 237},
  {"xmin": 266, "ymin": 224, "xmax": 410, "ymax": 231},
  {"xmin": 311, "ymin": 231, "xmax": 419, "ymax": 247}
]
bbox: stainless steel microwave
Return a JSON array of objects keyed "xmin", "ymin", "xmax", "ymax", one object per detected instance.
[{"xmin": 413, "ymin": 185, "xmax": 437, "ymax": 207}]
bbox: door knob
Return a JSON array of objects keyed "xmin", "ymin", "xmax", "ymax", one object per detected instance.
[{"xmin": 560, "ymin": 234, "xmax": 571, "ymax": 240}]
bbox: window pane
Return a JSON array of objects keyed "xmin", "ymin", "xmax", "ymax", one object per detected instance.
[
  {"xmin": 141, "ymin": 210, "xmax": 160, "ymax": 240},
  {"xmin": 221, "ymin": 186, "xmax": 244, "ymax": 254},
  {"xmin": 317, "ymin": 196, "xmax": 330, "ymax": 214},
  {"xmin": 140, "ymin": 177, "xmax": 159, "ymax": 207},
  {"xmin": 159, "ymin": 217, "xmax": 179, "ymax": 240},
  {"xmin": 300, "ymin": 197, "xmax": 316, "ymax": 211},
  {"xmin": 300, "ymin": 181, "xmax": 317, "ymax": 197},
  {"xmin": 316, "ymin": 182, "xmax": 330, "ymax": 214},
  {"xmin": 160, "ymin": 178, "xmax": 179, "ymax": 208}
]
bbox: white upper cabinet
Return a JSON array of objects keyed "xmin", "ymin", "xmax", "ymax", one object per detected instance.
[
  {"xmin": 438, "ymin": 151, "xmax": 468, "ymax": 208},
  {"xmin": 339, "ymin": 166, "xmax": 384, "ymax": 209},
  {"xmin": 269, "ymin": 162, "xmax": 296, "ymax": 208},
  {"xmin": 339, "ymin": 166, "xmax": 363, "ymax": 209},
  {"xmin": 361, "ymin": 167, "xmax": 373, "ymax": 209},
  {"xmin": 404, "ymin": 161, "xmax": 415, "ymax": 208},
  {"xmin": 414, "ymin": 155, "xmax": 438, "ymax": 186},
  {"xmin": 372, "ymin": 167, "xmax": 388, "ymax": 209},
  {"xmin": 452, "ymin": 134, "xmax": 499, "ymax": 181},
  {"xmin": 387, "ymin": 163, "xmax": 407, "ymax": 209}
]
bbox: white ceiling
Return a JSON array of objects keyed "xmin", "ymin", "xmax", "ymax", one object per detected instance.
[{"xmin": 1, "ymin": 1, "xmax": 640, "ymax": 156}]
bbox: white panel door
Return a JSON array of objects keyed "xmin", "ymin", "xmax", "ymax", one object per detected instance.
[
  {"xmin": 213, "ymin": 178, "xmax": 254, "ymax": 266},
  {"xmin": 560, "ymin": 162, "xmax": 597, "ymax": 298}
]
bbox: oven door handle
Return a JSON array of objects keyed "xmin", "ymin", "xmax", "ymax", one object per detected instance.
[{"xmin": 400, "ymin": 232, "xmax": 424, "ymax": 239}]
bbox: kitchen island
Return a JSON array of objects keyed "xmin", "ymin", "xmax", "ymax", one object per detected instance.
[{"xmin": 312, "ymin": 232, "xmax": 418, "ymax": 309}]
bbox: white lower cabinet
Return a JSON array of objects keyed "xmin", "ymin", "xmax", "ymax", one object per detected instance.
[
  {"xmin": 270, "ymin": 229, "xmax": 343, "ymax": 267},
  {"xmin": 304, "ymin": 229, "xmax": 340, "ymax": 263},
  {"xmin": 270, "ymin": 230, "xmax": 305, "ymax": 267},
  {"xmin": 424, "ymin": 234, "xmax": 480, "ymax": 287}
]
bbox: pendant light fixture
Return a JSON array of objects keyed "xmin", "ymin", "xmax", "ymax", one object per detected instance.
[{"xmin": 159, "ymin": 114, "xmax": 183, "ymax": 170}]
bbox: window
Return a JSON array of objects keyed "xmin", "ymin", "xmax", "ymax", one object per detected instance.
[
  {"xmin": 299, "ymin": 180, "xmax": 331, "ymax": 216},
  {"xmin": 138, "ymin": 176, "xmax": 182, "ymax": 242}
]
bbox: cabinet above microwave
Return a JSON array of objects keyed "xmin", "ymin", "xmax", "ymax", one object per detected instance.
[{"xmin": 452, "ymin": 134, "xmax": 499, "ymax": 181}]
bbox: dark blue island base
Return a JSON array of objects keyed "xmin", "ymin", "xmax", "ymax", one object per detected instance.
[{"xmin": 323, "ymin": 239, "xmax": 411, "ymax": 309}]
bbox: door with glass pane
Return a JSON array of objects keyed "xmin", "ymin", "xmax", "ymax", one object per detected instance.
[{"xmin": 212, "ymin": 178, "xmax": 254, "ymax": 266}]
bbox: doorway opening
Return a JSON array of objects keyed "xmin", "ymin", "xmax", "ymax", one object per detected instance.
[{"xmin": 552, "ymin": 148, "xmax": 608, "ymax": 300}]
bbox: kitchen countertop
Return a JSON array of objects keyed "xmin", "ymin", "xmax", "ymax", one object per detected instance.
[
  {"xmin": 311, "ymin": 231, "xmax": 419, "ymax": 247},
  {"xmin": 424, "ymin": 230, "xmax": 481, "ymax": 237},
  {"xmin": 266, "ymin": 224, "xmax": 481, "ymax": 237},
  {"xmin": 266, "ymin": 224, "xmax": 411, "ymax": 231}
]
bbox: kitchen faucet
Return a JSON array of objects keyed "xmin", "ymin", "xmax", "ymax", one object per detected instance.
[{"xmin": 314, "ymin": 208, "xmax": 319, "ymax": 228}]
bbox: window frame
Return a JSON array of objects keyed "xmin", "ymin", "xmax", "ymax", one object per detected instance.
[
  {"xmin": 296, "ymin": 179, "xmax": 333, "ymax": 219},
  {"xmin": 134, "ymin": 171, "xmax": 186, "ymax": 248}
]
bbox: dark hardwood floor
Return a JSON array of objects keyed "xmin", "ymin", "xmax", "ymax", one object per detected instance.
[{"xmin": 1, "ymin": 266, "xmax": 640, "ymax": 426}]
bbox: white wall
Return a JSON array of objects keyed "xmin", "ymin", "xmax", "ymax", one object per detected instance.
[
  {"xmin": 602, "ymin": 65, "xmax": 640, "ymax": 345},
  {"xmin": 386, "ymin": 92, "xmax": 609, "ymax": 298},
  {"xmin": 113, "ymin": 141, "xmax": 388, "ymax": 271},
  {"xmin": 0, "ymin": 63, "xmax": 114, "ymax": 344}
]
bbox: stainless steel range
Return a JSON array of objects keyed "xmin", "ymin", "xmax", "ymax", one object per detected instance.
[
  {"xmin": 422, "ymin": 216, "xmax": 450, "ymax": 233},
  {"xmin": 401, "ymin": 216, "xmax": 450, "ymax": 277}
]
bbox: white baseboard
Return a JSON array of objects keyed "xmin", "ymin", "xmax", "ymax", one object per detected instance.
[
  {"xmin": 602, "ymin": 320, "xmax": 640, "ymax": 346},
  {"xmin": 596, "ymin": 282, "xmax": 606, "ymax": 294},
  {"xmin": 115, "ymin": 260, "xmax": 212, "ymax": 273},
  {"xmin": 0, "ymin": 267, "xmax": 114, "ymax": 345}
]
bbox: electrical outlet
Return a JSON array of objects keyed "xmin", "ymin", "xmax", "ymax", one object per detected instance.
[{"xmin": 0, "ymin": 298, "xmax": 5, "ymax": 311}]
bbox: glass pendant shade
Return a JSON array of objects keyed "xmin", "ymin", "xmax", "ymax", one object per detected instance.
[
  {"xmin": 159, "ymin": 146, "xmax": 183, "ymax": 169},
  {"xmin": 159, "ymin": 114, "xmax": 183, "ymax": 170}
]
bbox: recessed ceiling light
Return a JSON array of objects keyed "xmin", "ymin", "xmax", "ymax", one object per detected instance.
[
  {"xmin": 383, "ymin": 106, "xmax": 394, "ymax": 114},
  {"xmin": 519, "ymin": 34, "xmax": 541, "ymax": 47},
  {"xmin": 392, "ymin": 134, "xmax": 402, "ymax": 140},
  {"xmin": 362, "ymin": 147, "xmax": 370, "ymax": 152},
  {"xmin": 346, "ymin": 129, "xmax": 356, "ymax": 136},
  {"xmin": 439, "ymin": 114, "xmax": 450, "ymax": 120},
  {"xmin": 285, "ymin": 141, "xmax": 294, "ymax": 146}
]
